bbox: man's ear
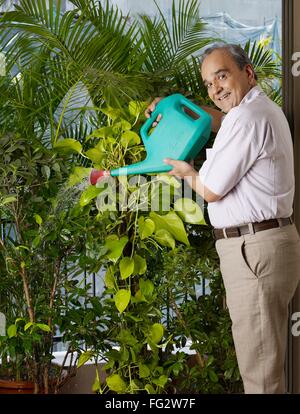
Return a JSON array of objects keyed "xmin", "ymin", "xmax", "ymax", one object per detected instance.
[{"xmin": 245, "ymin": 64, "xmax": 256, "ymax": 85}]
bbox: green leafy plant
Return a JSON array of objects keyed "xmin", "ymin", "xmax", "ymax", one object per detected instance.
[{"xmin": 0, "ymin": 0, "xmax": 281, "ymax": 395}]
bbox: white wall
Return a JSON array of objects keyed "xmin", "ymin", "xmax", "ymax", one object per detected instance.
[{"xmin": 109, "ymin": 0, "xmax": 281, "ymax": 26}]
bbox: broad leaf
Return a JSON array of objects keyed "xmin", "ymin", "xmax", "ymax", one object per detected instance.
[
  {"xmin": 150, "ymin": 211, "xmax": 189, "ymax": 245},
  {"xmin": 77, "ymin": 351, "xmax": 95, "ymax": 368},
  {"xmin": 80, "ymin": 185, "xmax": 104, "ymax": 207},
  {"xmin": 7, "ymin": 324, "xmax": 17, "ymax": 338},
  {"xmin": 138, "ymin": 217, "xmax": 155, "ymax": 239},
  {"xmin": 54, "ymin": 138, "xmax": 82, "ymax": 154},
  {"xmin": 119, "ymin": 257, "xmax": 135, "ymax": 280},
  {"xmin": 139, "ymin": 364, "xmax": 150, "ymax": 378},
  {"xmin": 115, "ymin": 289, "xmax": 131, "ymax": 313},
  {"xmin": 105, "ymin": 236, "xmax": 128, "ymax": 262},
  {"xmin": 85, "ymin": 147, "xmax": 105, "ymax": 164},
  {"xmin": 120, "ymin": 130, "xmax": 141, "ymax": 147},
  {"xmin": 139, "ymin": 279, "xmax": 154, "ymax": 299},
  {"xmin": 154, "ymin": 229, "xmax": 175, "ymax": 250},
  {"xmin": 106, "ymin": 374, "xmax": 127, "ymax": 393},
  {"xmin": 174, "ymin": 198, "xmax": 206, "ymax": 224},
  {"xmin": 149, "ymin": 323, "xmax": 164, "ymax": 344},
  {"xmin": 34, "ymin": 214, "xmax": 43, "ymax": 226},
  {"xmin": 68, "ymin": 167, "xmax": 91, "ymax": 187},
  {"xmin": 133, "ymin": 254, "xmax": 147, "ymax": 275},
  {"xmin": 104, "ymin": 266, "xmax": 116, "ymax": 289}
]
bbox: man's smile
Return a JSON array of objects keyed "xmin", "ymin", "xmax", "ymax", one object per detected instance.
[{"xmin": 218, "ymin": 92, "xmax": 231, "ymax": 101}]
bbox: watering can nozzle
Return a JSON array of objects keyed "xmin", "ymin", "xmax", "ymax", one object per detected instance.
[{"xmin": 90, "ymin": 169, "xmax": 110, "ymax": 185}]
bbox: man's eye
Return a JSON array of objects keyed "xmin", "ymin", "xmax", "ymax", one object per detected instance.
[{"xmin": 219, "ymin": 74, "xmax": 226, "ymax": 80}]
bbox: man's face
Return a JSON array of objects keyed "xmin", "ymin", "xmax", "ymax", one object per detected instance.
[{"xmin": 201, "ymin": 49, "xmax": 256, "ymax": 113}]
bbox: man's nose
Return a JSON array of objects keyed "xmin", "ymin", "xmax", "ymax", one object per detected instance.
[{"xmin": 212, "ymin": 81, "xmax": 222, "ymax": 95}]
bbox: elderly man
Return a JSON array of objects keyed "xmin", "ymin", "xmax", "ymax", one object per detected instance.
[{"xmin": 146, "ymin": 43, "xmax": 300, "ymax": 394}]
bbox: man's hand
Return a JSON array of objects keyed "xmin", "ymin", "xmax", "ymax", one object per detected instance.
[
  {"xmin": 145, "ymin": 97, "xmax": 163, "ymax": 127},
  {"xmin": 163, "ymin": 158, "xmax": 195, "ymax": 178},
  {"xmin": 164, "ymin": 158, "xmax": 222, "ymax": 203}
]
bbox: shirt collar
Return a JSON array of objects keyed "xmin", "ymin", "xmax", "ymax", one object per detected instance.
[{"xmin": 239, "ymin": 85, "xmax": 263, "ymax": 106}]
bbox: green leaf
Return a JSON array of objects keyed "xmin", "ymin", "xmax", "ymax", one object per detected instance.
[
  {"xmin": 145, "ymin": 384, "xmax": 156, "ymax": 394},
  {"xmin": 34, "ymin": 214, "xmax": 43, "ymax": 226},
  {"xmin": 208, "ymin": 369, "xmax": 219, "ymax": 383},
  {"xmin": 32, "ymin": 235, "xmax": 41, "ymax": 249},
  {"xmin": 139, "ymin": 279, "xmax": 154, "ymax": 299},
  {"xmin": 85, "ymin": 147, "xmax": 105, "ymax": 164},
  {"xmin": 86, "ymin": 126, "xmax": 114, "ymax": 141},
  {"xmin": 105, "ymin": 236, "xmax": 128, "ymax": 262},
  {"xmin": 139, "ymin": 217, "xmax": 155, "ymax": 239},
  {"xmin": 35, "ymin": 323, "xmax": 51, "ymax": 332},
  {"xmin": 7, "ymin": 324, "xmax": 17, "ymax": 338},
  {"xmin": 119, "ymin": 257, "xmax": 134, "ymax": 280},
  {"xmin": 104, "ymin": 266, "xmax": 116, "ymax": 289},
  {"xmin": 106, "ymin": 374, "xmax": 127, "ymax": 393},
  {"xmin": 154, "ymin": 228, "xmax": 175, "ymax": 250},
  {"xmin": 128, "ymin": 100, "xmax": 146, "ymax": 117},
  {"xmin": 24, "ymin": 322, "xmax": 33, "ymax": 331},
  {"xmin": 100, "ymin": 107, "xmax": 124, "ymax": 121},
  {"xmin": 117, "ymin": 330, "xmax": 138, "ymax": 346},
  {"xmin": 1, "ymin": 196, "xmax": 17, "ymax": 205},
  {"xmin": 149, "ymin": 323, "xmax": 164, "ymax": 344},
  {"xmin": 41, "ymin": 165, "xmax": 51, "ymax": 180},
  {"xmin": 133, "ymin": 254, "xmax": 147, "ymax": 275},
  {"xmin": 150, "ymin": 211, "xmax": 189, "ymax": 245},
  {"xmin": 92, "ymin": 369, "xmax": 102, "ymax": 393},
  {"xmin": 174, "ymin": 198, "xmax": 206, "ymax": 224},
  {"xmin": 115, "ymin": 289, "xmax": 131, "ymax": 313},
  {"xmin": 113, "ymin": 119, "xmax": 131, "ymax": 132},
  {"xmin": 152, "ymin": 375, "xmax": 168, "ymax": 388},
  {"xmin": 77, "ymin": 351, "xmax": 95, "ymax": 369},
  {"xmin": 79, "ymin": 185, "xmax": 104, "ymax": 207},
  {"xmin": 52, "ymin": 162, "xmax": 60, "ymax": 173},
  {"xmin": 120, "ymin": 130, "xmax": 141, "ymax": 147},
  {"xmin": 54, "ymin": 138, "xmax": 82, "ymax": 154},
  {"xmin": 139, "ymin": 364, "xmax": 150, "ymax": 379},
  {"xmin": 68, "ymin": 167, "xmax": 91, "ymax": 187}
]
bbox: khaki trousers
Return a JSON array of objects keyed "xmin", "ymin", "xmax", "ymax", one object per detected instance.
[{"xmin": 215, "ymin": 223, "xmax": 300, "ymax": 394}]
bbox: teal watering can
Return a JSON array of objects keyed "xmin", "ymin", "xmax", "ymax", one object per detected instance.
[{"xmin": 90, "ymin": 94, "xmax": 212, "ymax": 184}]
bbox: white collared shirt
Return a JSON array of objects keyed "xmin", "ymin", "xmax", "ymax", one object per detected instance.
[{"xmin": 199, "ymin": 86, "xmax": 295, "ymax": 228}]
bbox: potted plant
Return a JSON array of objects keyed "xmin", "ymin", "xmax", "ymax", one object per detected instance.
[
  {"xmin": 0, "ymin": 131, "xmax": 101, "ymax": 393},
  {"xmin": 0, "ymin": 0, "xmax": 281, "ymax": 394}
]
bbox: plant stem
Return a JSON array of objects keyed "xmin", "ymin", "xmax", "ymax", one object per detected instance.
[
  {"xmin": 20, "ymin": 265, "xmax": 35, "ymax": 323},
  {"xmin": 168, "ymin": 289, "xmax": 205, "ymax": 368}
]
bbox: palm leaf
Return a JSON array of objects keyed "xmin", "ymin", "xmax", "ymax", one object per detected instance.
[
  {"xmin": 139, "ymin": 0, "xmax": 214, "ymax": 72},
  {"xmin": 244, "ymin": 39, "xmax": 281, "ymax": 80}
]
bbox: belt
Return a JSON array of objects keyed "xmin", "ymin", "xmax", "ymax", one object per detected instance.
[{"xmin": 213, "ymin": 217, "xmax": 293, "ymax": 241}]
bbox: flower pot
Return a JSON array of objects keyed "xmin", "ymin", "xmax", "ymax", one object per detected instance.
[{"xmin": 0, "ymin": 379, "xmax": 35, "ymax": 394}]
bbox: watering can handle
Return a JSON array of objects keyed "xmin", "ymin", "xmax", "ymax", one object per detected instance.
[
  {"xmin": 178, "ymin": 95, "xmax": 208, "ymax": 118},
  {"xmin": 140, "ymin": 94, "xmax": 210, "ymax": 141},
  {"xmin": 140, "ymin": 106, "xmax": 162, "ymax": 141}
]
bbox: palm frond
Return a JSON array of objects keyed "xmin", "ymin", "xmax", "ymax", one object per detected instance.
[
  {"xmin": 244, "ymin": 39, "xmax": 281, "ymax": 80},
  {"xmin": 141, "ymin": 0, "xmax": 214, "ymax": 70}
]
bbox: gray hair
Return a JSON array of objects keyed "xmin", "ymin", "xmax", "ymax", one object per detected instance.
[{"xmin": 201, "ymin": 43, "xmax": 258, "ymax": 80}]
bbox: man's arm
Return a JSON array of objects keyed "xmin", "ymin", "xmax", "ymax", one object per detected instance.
[
  {"xmin": 200, "ymin": 106, "xmax": 224, "ymax": 134},
  {"xmin": 164, "ymin": 158, "xmax": 222, "ymax": 203}
]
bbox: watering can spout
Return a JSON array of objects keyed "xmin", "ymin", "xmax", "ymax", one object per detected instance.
[
  {"xmin": 110, "ymin": 159, "xmax": 171, "ymax": 177},
  {"xmin": 89, "ymin": 93, "xmax": 212, "ymax": 183}
]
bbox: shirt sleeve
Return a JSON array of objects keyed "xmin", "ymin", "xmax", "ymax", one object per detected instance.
[{"xmin": 199, "ymin": 119, "xmax": 260, "ymax": 197}]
